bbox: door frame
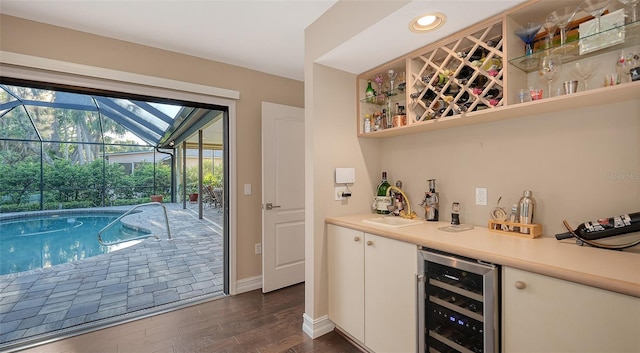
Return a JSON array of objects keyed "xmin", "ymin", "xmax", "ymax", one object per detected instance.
[{"xmin": 0, "ymin": 52, "xmax": 239, "ymax": 294}]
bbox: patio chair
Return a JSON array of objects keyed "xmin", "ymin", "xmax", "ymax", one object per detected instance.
[
  {"xmin": 212, "ymin": 187, "xmax": 224, "ymax": 212},
  {"xmin": 204, "ymin": 185, "xmax": 220, "ymax": 209}
]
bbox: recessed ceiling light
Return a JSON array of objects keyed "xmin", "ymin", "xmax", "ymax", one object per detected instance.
[{"xmin": 409, "ymin": 12, "xmax": 446, "ymax": 33}]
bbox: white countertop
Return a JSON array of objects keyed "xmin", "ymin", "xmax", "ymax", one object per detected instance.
[{"xmin": 326, "ymin": 214, "xmax": 640, "ymax": 298}]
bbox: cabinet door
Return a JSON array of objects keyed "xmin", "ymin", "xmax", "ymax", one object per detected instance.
[
  {"xmin": 503, "ymin": 267, "xmax": 640, "ymax": 352},
  {"xmin": 364, "ymin": 233, "xmax": 418, "ymax": 353},
  {"xmin": 327, "ymin": 225, "xmax": 365, "ymax": 343}
]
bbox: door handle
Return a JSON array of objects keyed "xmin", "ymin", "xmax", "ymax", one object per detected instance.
[{"xmin": 264, "ymin": 203, "xmax": 281, "ymax": 210}]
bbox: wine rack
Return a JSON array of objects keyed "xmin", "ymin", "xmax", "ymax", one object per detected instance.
[{"xmin": 408, "ymin": 20, "xmax": 504, "ymax": 123}]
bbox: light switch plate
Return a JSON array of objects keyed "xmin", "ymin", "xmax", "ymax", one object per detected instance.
[
  {"xmin": 475, "ymin": 187, "xmax": 487, "ymax": 206},
  {"xmin": 244, "ymin": 184, "xmax": 252, "ymax": 195}
]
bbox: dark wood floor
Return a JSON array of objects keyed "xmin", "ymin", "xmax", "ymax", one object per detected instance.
[{"xmin": 20, "ymin": 283, "xmax": 361, "ymax": 353}]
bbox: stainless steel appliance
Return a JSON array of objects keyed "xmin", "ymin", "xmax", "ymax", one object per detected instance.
[{"xmin": 418, "ymin": 249, "xmax": 500, "ymax": 353}]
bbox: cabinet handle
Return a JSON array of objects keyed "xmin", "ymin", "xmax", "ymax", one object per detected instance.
[
  {"xmin": 354, "ymin": 236, "xmax": 360, "ymax": 242},
  {"xmin": 366, "ymin": 240, "xmax": 373, "ymax": 246},
  {"xmin": 514, "ymin": 281, "xmax": 526, "ymax": 290}
]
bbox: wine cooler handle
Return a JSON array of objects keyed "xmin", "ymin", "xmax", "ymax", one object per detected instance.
[
  {"xmin": 416, "ymin": 273, "xmax": 426, "ymax": 353},
  {"xmin": 515, "ymin": 281, "xmax": 526, "ymax": 290}
]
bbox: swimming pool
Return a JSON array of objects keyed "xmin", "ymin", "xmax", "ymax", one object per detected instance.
[{"xmin": 0, "ymin": 211, "xmax": 152, "ymax": 276}]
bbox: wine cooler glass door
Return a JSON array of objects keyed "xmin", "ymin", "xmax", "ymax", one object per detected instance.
[{"xmin": 418, "ymin": 249, "xmax": 500, "ymax": 353}]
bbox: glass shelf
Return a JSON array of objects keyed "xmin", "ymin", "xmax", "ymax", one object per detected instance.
[
  {"xmin": 359, "ymin": 87, "xmax": 405, "ymax": 104},
  {"xmin": 509, "ymin": 20, "xmax": 640, "ymax": 73}
]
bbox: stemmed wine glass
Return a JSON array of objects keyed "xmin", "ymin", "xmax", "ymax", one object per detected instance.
[
  {"xmin": 542, "ymin": 17, "xmax": 559, "ymax": 49},
  {"xmin": 580, "ymin": 0, "xmax": 611, "ymax": 33},
  {"xmin": 388, "ymin": 69, "xmax": 398, "ymax": 95},
  {"xmin": 547, "ymin": 6, "xmax": 579, "ymax": 47},
  {"xmin": 618, "ymin": 0, "xmax": 639, "ymax": 23},
  {"xmin": 539, "ymin": 54, "xmax": 562, "ymax": 98},
  {"xmin": 572, "ymin": 60, "xmax": 600, "ymax": 90}
]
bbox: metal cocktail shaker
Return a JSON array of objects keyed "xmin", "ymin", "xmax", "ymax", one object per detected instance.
[{"xmin": 518, "ymin": 190, "xmax": 535, "ymax": 234}]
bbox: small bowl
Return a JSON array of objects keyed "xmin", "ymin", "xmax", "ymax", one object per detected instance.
[{"xmin": 562, "ymin": 80, "xmax": 578, "ymax": 95}]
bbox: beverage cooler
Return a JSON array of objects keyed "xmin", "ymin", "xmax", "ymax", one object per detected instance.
[{"xmin": 418, "ymin": 249, "xmax": 500, "ymax": 353}]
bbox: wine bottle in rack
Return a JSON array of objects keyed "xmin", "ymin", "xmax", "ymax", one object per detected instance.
[{"xmin": 485, "ymin": 87, "xmax": 501, "ymax": 99}]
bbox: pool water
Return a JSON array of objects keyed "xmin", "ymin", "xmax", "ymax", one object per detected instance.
[{"xmin": 0, "ymin": 212, "xmax": 151, "ymax": 276}]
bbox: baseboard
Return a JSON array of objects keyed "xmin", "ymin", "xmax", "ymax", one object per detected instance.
[
  {"xmin": 334, "ymin": 327, "xmax": 370, "ymax": 352},
  {"xmin": 235, "ymin": 275, "xmax": 262, "ymax": 294},
  {"xmin": 302, "ymin": 313, "xmax": 335, "ymax": 339}
]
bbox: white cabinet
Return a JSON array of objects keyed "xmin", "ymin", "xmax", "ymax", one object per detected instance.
[
  {"xmin": 503, "ymin": 266, "xmax": 640, "ymax": 352},
  {"xmin": 327, "ymin": 224, "xmax": 365, "ymax": 342},
  {"xmin": 327, "ymin": 225, "xmax": 418, "ymax": 353}
]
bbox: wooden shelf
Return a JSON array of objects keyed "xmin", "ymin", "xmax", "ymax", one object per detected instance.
[{"xmin": 358, "ymin": 80, "xmax": 640, "ymax": 138}]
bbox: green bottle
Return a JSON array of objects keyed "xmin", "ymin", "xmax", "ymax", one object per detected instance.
[
  {"xmin": 376, "ymin": 172, "xmax": 391, "ymax": 214},
  {"xmin": 365, "ymin": 80, "xmax": 375, "ymax": 102}
]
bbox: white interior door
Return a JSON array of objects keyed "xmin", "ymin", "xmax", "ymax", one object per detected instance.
[{"xmin": 261, "ymin": 102, "xmax": 305, "ymax": 293}]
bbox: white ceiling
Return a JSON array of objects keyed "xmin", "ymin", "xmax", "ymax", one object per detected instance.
[
  {"xmin": 316, "ymin": 0, "xmax": 528, "ymax": 75},
  {"xmin": 0, "ymin": 0, "xmax": 531, "ymax": 82},
  {"xmin": 0, "ymin": 0, "xmax": 337, "ymax": 81}
]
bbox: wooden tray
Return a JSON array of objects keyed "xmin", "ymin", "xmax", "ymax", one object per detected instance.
[{"xmin": 487, "ymin": 220, "xmax": 543, "ymax": 239}]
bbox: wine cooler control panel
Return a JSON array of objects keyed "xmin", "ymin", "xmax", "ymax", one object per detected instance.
[{"xmin": 418, "ymin": 249, "xmax": 500, "ymax": 353}]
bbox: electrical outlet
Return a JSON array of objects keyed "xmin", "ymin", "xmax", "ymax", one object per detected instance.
[
  {"xmin": 255, "ymin": 243, "xmax": 262, "ymax": 254},
  {"xmin": 335, "ymin": 186, "xmax": 348, "ymax": 201},
  {"xmin": 475, "ymin": 187, "xmax": 488, "ymax": 206}
]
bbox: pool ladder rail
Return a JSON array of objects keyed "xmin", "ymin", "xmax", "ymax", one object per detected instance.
[{"xmin": 97, "ymin": 202, "xmax": 172, "ymax": 246}]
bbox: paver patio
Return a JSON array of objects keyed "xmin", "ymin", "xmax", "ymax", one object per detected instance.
[{"xmin": 0, "ymin": 203, "xmax": 224, "ymax": 351}]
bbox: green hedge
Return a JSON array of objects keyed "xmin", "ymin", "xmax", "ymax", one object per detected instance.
[{"xmin": 0, "ymin": 159, "xmax": 171, "ymax": 212}]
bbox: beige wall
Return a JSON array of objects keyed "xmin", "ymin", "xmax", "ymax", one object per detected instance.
[
  {"xmin": 0, "ymin": 14, "xmax": 305, "ymax": 282},
  {"xmin": 379, "ymin": 100, "xmax": 640, "ymax": 233},
  {"xmin": 304, "ymin": 0, "xmax": 410, "ymax": 322},
  {"xmin": 305, "ymin": 0, "xmax": 640, "ymax": 329}
]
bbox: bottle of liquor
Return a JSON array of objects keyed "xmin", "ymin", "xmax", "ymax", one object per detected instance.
[
  {"xmin": 393, "ymin": 180, "xmax": 404, "ymax": 216},
  {"xmin": 376, "ymin": 172, "xmax": 391, "ymax": 214},
  {"xmin": 363, "ymin": 114, "xmax": 372, "ymax": 133},
  {"xmin": 381, "ymin": 109, "xmax": 387, "ymax": 129},
  {"xmin": 373, "ymin": 112, "xmax": 381, "ymax": 131},
  {"xmin": 365, "ymin": 80, "xmax": 375, "ymax": 102},
  {"xmin": 518, "ymin": 190, "xmax": 535, "ymax": 234},
  {"xmin": 555, "ymin": 212, "xmax": 640, "ymax": 240}
]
